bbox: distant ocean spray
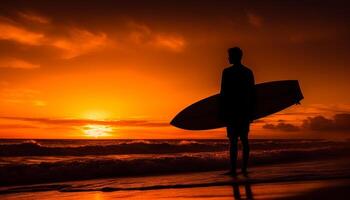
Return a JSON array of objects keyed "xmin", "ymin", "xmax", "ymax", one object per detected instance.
[{"xmin": 0, "ymin": 139, "xmax": 349, "ymax": 186}]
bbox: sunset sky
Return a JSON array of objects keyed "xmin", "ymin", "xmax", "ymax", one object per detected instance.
[{"xmin": 0, "ymin": 0, "xmax": 350, "ymax": 139}]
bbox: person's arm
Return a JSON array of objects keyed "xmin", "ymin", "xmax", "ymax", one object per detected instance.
[
  {"xmin": 250, "ymin": 71, "xmax": 257, "ymax": 120},
  {"xmin": 220, "ymin": 70, "xmax": 227, "ymax": 95},
  {"xmin": 219, "ymin": 70, "xmax": 227, "ymax": 120}
]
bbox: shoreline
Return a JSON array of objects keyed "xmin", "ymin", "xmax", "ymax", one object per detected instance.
[
  {"xmin": 1, "ymin": 178, "xmax": 350, "ymax": 200},
  {"xmin": 1, "ymin": 167, "xmax": 350, "ymax": 195}
]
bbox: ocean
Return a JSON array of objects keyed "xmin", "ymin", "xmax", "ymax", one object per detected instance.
[{"xmin": 1, "ymin": 138, "xmax": 350, "ymax": 189}]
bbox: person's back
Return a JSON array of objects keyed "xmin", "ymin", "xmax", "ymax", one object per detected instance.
[
  {"xmin": 219, "ymin": 47, "xmax": 256, "ymax": 176},
  {"xmin": 220, "ymin": 65, "xmax": 255, "ymax": 122}
]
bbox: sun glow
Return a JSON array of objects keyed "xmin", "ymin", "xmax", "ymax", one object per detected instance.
[
  {"xmin": 82, "ymin": 124, "xmax": 113, "ymax": 138},
  {"xmin": 83, "ymin": 111, "xmax": 110, "ymax": 120}
]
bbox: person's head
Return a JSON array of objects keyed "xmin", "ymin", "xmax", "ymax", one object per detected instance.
[{"xmin": 228, "ymin": 47, "xmax": 243, "ymax": 65}]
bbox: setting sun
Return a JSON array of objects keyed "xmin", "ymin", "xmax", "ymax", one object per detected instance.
[{"xmin": 82, "ymin": 124, "xmax": 113, "ymax": 138}]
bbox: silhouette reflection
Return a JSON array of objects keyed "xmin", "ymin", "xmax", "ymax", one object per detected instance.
[{"xmin": 232, "ymin": 181, "xmax": 254, "ymax": 200}]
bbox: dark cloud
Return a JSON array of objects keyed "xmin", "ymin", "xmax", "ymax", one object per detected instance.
[
  {"xmin": 263, "ymin": 113, "xmax": 350, "ymax": 133},
  {"xmin": 263, "ymin": 122, "xmax": 300, "ymax": 132},
  {"xmin": 302, "ymin": 114, "xmax": 350, "ymax": 131}
]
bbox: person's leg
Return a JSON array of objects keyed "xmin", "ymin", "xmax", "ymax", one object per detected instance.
[
  {"xmin": 227, "ymin": 126, "xmax": 238, "ymax": 175},
  {"xmin": 240, "ymin": 126, "xmax": 250, "ymax": 175}
]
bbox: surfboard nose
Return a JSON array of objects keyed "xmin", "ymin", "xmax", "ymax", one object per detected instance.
[
  {"xmin": 170, "ymin": 112, "xmax": 194, "ymax": 130},
  {"xmin": 170, "ymin": 117, "xmax": 179, "ymax": 128}
]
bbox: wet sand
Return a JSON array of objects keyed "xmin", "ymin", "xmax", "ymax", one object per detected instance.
[
  {"xmin": 1, "ymin": 179, "xmax": 350, "ymax": 200},
  {"xmin": 1, "ymin": 156, "xmax": 350, "ymax": 199}
]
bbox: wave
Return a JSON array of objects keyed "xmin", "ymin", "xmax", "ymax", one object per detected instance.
[
  {"xmin": 0, "ymin": 139, "xmax": 346, "ymax": 156},
  {"xmin": 1, "ymin": 144, "xmax": 349, "ymax": 186},
  {"xmin": 0, "ymin": 140, "xmax": 229, "ymax": 156}
]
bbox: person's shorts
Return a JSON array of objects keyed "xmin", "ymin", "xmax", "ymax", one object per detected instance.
[{"xmin": 226, "ymin": 121, "xmax": 250, "ymax": 139}]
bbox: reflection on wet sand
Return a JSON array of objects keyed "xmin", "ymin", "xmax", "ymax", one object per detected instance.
[
  {"xmin": 1, "ymin": 178, "xmax": 350, "ymax": 200},
  {"xmin": 232, "ymin": 181, "xmax": 254, "ymax": 200}
]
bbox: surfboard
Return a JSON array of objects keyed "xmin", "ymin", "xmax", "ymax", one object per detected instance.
[{"xmin": 170, "ymin": 80, "xmax": 303, "ymax": 130}]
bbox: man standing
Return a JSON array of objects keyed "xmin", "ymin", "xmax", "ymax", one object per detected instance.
[{"xmin": 220, "ymin": 47, "xmax": 256, "ymax": 176}]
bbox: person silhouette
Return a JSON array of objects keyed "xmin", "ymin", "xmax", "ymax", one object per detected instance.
[{"xmin": 219, "ymin": 47, "xmax": 256, "ymax": 176}]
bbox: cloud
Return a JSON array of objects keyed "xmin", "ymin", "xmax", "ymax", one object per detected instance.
[
  {"xmin": 128, "ymin": 22, "xmax": 185, "ymax": 52},
  {"xmin": 263, "ymin": 121, "xmax": 300, "ymax": 132},
  {"xmin": 0, "ymin": 15, "xmax": 108, "ymax": 59},
  {"xmin": 0, "ymin": 88, "xmax": 46, "ymax": 107},
  {"xmin": 153, "ymin": 34, "xmax": 185, "ymax": 52},
  {"xmin": 0, "ymin": 124, "xmax": 38, "ymax": 129},
  {"xmin": 50, "ymin": 28, "xmax": 108, "ymax": 59},
  {"xmin": 302, "ymin": 114, "xmax": 350, "ymax": 131},
  {"xmin": 246, "ymin": 12, "xmax": 263, "ymax": 28},
  {"xmin": 263, "ymin": 113, "xmax": 350, "ymax": 133},
  {"xmin": 17, "ymin": 11, "xmax": 50, "ymax": 24},
  {"xmin": 0, "ymin": 13, "xmax": 185, "ymax": 60},
  {"xmin": 307, "ymin": 104, "xmax": 350, "ymax": 114},
  {"xmin": 0, "ymin": 20, "xmax": 44, "ymax": 45},
  {"xmin": 0, "ymin": 57, "xmax": 40, "ymax": 69},
  {"xmin": 0, "ymin": 116, "xmax": 169, "ymax": 128}
]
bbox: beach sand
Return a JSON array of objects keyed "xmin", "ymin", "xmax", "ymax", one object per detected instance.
[
  {"xmin": 1, "ymin": 179, "xmax": 349, "ymax": 200},
  {"xmin": 1, "ymin": 157, "xmax": 350, "ymax": 200}
]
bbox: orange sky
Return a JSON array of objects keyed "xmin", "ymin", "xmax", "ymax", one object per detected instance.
[{"xmin": 0, "ymin": 0, "xmax": 350, "ymax": 139}]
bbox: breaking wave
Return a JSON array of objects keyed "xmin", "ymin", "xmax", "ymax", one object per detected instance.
[
  {"xmin": 0, "ymin": 140, "xmax": 228, "ymax": 156},
  {"xmin": 0, "ymin": 139, "xmax": 343, "ymax": 156},
  {"xmin": 1, "ymin": 142, "xmax": 349, "ymax": 186}
]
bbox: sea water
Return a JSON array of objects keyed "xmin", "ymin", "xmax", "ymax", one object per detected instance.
[{"xmin": 0, "ymin": 139, "xmax": 349, "ymax": 187}]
